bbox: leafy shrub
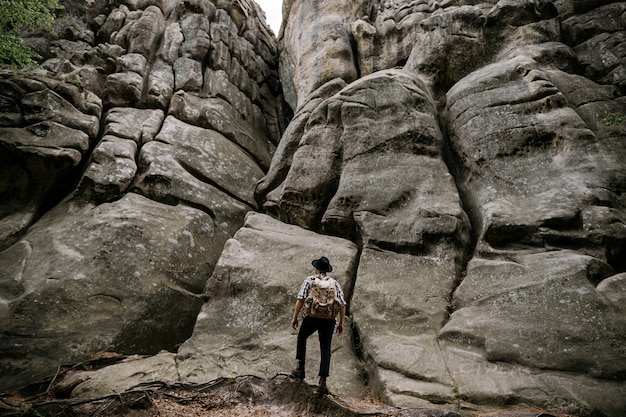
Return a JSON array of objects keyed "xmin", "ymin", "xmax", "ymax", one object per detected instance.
[
  {"xmin": 0, "ymin": 0, "xmax": 63, "ymax": 68},
  {"xmin": 602, "ymin": 112, "xmax": 626, "ymax": 126}
]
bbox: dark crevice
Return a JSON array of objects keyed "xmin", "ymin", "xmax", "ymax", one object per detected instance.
[
  {"xmin": 349, "ymin": 30, "xmax": 361, "ymax": 80},
  {"xmin": 89, "ymin": 293, "xmax": 122, "ymax": 304},
  {"xmin": 346, "ymin": 242, "xmax": 362, "ymax": 360},
  {"xmin": 139, "ymin": 27, "xmax": 164, "ymax": 107},
  {"xmin": 435, "ymin": 99, "xmax": 479, "ymax": 407},
  {"xmin": 484, "ymin": 224, "xmax": 541, "ymax": 249},
  {"xmin": 181, "ymin": 199, "xmax": 218, "ymax": 222},
  {"xmin": 201, "ymin": 43, "xmax": 213, "ymax": 97},
  {"xmin": 372, "ymin": 240, "xmax": 437, "ymax": 258},
  {"xmin": 606, "ymin": 236, "xmax": 626, "ymax": 274},
  {"xmin": 439, "ymin": 117, "xmax": 479, "ymax": 270},
  {"xmin": 435, "ymin": 335, "xmax": 461, "ymax": 408}
]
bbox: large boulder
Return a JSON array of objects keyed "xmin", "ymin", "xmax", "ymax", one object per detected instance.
[
  {"xmin": 279, "ymin": 0, "xmax": 363, "ymax": 109},
  {"xmin": 439, "ymin": 251, "xmax": 626, "ymax": 416},
  {"xmin": 0, "ymin": 194, "xmax": 213, "ymax": 389},
  {"xmin": 257, "ymin": 68, "xmax": 470, "ymax": 250},
  {"xmin": 445, "ymin": 53, "xmax": 604, "ymax": 248},
  {"xmin": 352, "ymin": 249, "xmax": 459, "ymax": 408},
  {"xmin": 176, "ymin": 212, "xmax": 365, "ymax": 397}
]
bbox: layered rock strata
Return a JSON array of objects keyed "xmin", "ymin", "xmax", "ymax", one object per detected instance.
[{"xmin": 0, "ymin": 0, "xmax": 285, "ymax": 390}]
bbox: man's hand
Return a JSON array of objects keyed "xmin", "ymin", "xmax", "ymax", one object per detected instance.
[
  {"xmin": 336, "ymin": 322, "xmax": 344, "ymax": 335},
  {"xmin": 292, "ymin": 299, "xmax": 304, "ymax": 330}
]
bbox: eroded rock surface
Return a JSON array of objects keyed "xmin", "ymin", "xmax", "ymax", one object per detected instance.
[
  {"xmin": 176, "ymin": 212, "xmax": 364, "ymax": 397},
  {"xmin": 2, "ymin": 1, "xmax": 626, "ymax": 416},
  {"xmin": 0, "ymin": 0, "xmax": 285, "ymax": 390},
  {"xmin": 255, "ymin": 0, "xmax": 626, "ymax": 415}
]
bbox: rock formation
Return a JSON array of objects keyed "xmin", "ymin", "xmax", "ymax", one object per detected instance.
[
  {"xmin": 1, "ymin": 0, "xmax": 285, "ymax": 391},
  {"xmin": 1, "ymin": 0, "xmax": 625, "ymax": 416}
]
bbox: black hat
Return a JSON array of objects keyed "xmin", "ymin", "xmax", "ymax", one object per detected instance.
[{"xmin": 312, "ymin": 256, "xmax": 333, "ymax": 272}]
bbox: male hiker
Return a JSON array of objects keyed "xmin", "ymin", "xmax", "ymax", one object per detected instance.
[{"xmin": 290, "ymin": 256, "xmax": 346, "ymax": 394}]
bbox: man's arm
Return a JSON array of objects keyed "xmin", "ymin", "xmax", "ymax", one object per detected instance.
[
  {"xmin": 336, "ymin": 305, "xmax": 346, "ymax": 335},
  {"xmin": 291, "ymin": 298, "xmax": 304, "ymax": 330},
  {"xmin": 333, "ymin": 278, "xmax": 346, "ymax": 335}
]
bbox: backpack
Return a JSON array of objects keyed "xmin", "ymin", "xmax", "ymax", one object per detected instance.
[{"xmin": 304, "ymin": 276, "xmax": 341, "ymax": 319}]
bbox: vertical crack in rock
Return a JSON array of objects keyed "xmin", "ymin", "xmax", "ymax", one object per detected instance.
[
  {"xmin": 434, "ymin": 332, "xmax": 461, "ymax": 408},
  {"xmin": 140, "ymin": 28, "xmax": 165, "ymax": 107}
]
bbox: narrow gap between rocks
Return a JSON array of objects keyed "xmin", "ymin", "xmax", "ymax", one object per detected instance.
[
  {"xmin": 139, "ymin": 28, "xmax": 164, "ymax": 107},
  {"xmin": 433, "ymin": 101, "xmax": 479, "ymax": 407},
  {"xmin": 436, "ymin": 106, "xmax": 478, "ymax": 312}
]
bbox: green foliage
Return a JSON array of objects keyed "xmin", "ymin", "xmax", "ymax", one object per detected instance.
[
  {"xmin": 0, "ymin": 0, "xmax": 63, "ymax": 68},
  {"xmin": 602, "ymin": 112, "xmax": 626, "ymax": 126}
]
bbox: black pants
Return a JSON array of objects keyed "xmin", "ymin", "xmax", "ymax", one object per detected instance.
[{"xmin": 296, "ymin": 316, "xmax": 336, "ymax": 377}]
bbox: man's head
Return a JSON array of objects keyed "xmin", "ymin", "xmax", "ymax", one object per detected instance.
[{"xmin": 312, "ymin": 256, "xmax": 333, "ymax": 272}]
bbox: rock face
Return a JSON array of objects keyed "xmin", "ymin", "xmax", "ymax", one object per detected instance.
[
  {"xmin": 176, "ymin": 212, "xmax": 364, "ymax": 397},
  {"xmin": 0, "ymin": 0, "xmax": 285, "ymax": 390},
  {"xmin": 1, "ymin": 1, "xmax": 626, "ymax": 416}
]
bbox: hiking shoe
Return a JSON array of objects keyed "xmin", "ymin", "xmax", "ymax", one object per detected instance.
[
  {"xmin": 290, "ymin": 368, "xmax": 305, "ymax": 380},
  {"xmin": 315, "ymin": 378, "xmax": 329, "ymax": 395}
]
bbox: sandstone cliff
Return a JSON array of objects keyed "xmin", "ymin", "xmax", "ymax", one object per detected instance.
[{"xmin": 1, "ymin": 1, "xmax": 625, "ymax": 416}]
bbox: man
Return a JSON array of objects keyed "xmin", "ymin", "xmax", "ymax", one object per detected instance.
[{"xmin": 290, "ymin": 256, "xmax": 346, "ymax": 394}]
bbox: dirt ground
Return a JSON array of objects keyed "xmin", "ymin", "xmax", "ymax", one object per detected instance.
[
  {"xmin": 0, "ymin": 376, "xmax": 573, "ymax": 417},
  {"xmin": 0, "ymin": 355, "xmax": 571, "ymax": 417},
  {"xmin": 1, "ymin": 374, "xmax": 402, "ymax": 417}
]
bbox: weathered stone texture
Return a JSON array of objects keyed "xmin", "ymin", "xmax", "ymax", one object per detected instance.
[
  {"xmin": 0, "ymin": 194, "xmax": 213, "ymax": 388},
  {"xmin": 0, "ymin": 0, "xmax": 285, "ymax": 391},
  {"xmin": 261, "ymin": 0, "xmax": 626, "ymax": 415},
  {"xmin": 0, "ymin": 76, "xmax": 102, "ymax": 251},
  {"xmin": 2, "ymin": 1, "xmax": 626, "ymax": 416},
  {"xmin": 176, "ymin": 212, "xmax": 365, "ymax": 397},
  {"xmin": 279, "ymin": 0, "xmax": 363, "ymax": 109}
]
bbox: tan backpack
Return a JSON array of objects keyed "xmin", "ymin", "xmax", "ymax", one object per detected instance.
[{"xmin": 304, "ymin": 276, "xmax": 341, "ymax": 319}]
